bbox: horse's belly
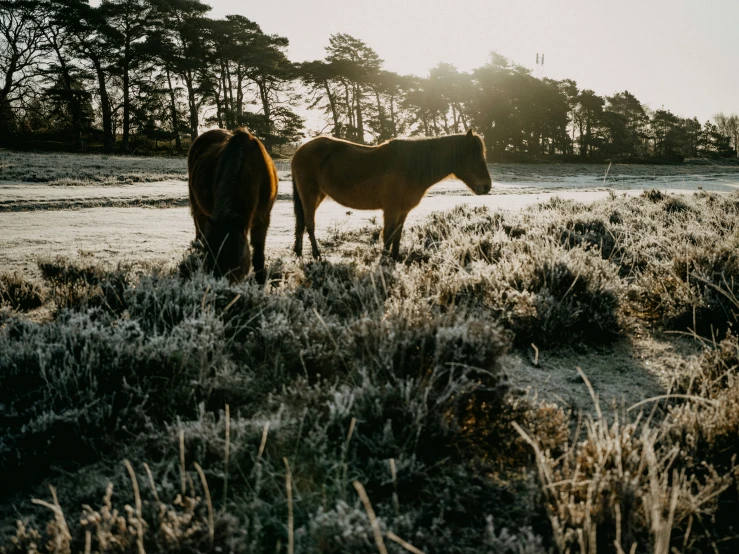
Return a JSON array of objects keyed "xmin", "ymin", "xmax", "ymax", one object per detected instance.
[
  {"xmin": 330, "ymin": 192, "xmax": 383, "ymax": 211},
  {"xmin": 321, "ymin": 177, "xmax": 401, "ymax": 211}
]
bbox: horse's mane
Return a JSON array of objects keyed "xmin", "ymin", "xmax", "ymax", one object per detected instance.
[
  {"xmin": 388, "ymin": 133, "xmax": 484, "ymax": 182},
  {"xmin": 212, "ymin": 128, "xmax": 253, "ymax": 221}
]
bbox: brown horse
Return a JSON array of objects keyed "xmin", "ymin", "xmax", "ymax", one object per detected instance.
[
  {"xmin": 291, "ymin": 129, "xmax": 491, "ymax": 260},
  {"xmin": 188, "ymin": 128, "xmax": 278, "ymax": 283}
]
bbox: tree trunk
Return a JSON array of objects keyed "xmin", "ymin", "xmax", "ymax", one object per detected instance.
[
  {"xmin": 257, "ymin": 78, "xmax": 272, "ymax": 152},
  {"xmin": 323, "ymin": 80, "xmax": 340, "ymax": 137},
  {"xmin": 218, "ymin": 60, "xmax": 229, "ymax": 126},
  {"xmin": 122, "ymin": 34, "xmax": 131, "ymax": 152},
  {"xmin": 225, "ymin": 62, "xmax": 234, "ymax": 123},
  {"xmin": 51, "ymin": 42, "xmax": 83, "ymax": 149},
  {"xmin": 184, "ymin": 70, "xmax": 198, "ymax": 140},
  {"xmin": 389, "ymin": 95, "xmax": 397, "ymax": 137},
  {"xmin": 342, "ymin": 81, "xmax": 354, "ymax": 139},
  {"xmin": 236, "ymin": 65, "xmax": 244, "ymax": 119},
  {"xmin": 214, "ymin": 88, "xmax": 223, "ymax": 129},
  {"xmin": 455, "ymin": 103, "xmax": 468, "ymax": 130},
  {"xmin": 164, "ymin": 66, "xmax": 181, "ymax": 151},
  {"xmin": 92, "ymin": 54, "xmax": 114, "ymax": 153},
  {"xmin": 354, "ymin": 83, "xmax": 364, "ymax": 144}
]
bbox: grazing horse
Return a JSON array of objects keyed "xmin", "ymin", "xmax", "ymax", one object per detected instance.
[
  {"xmin": 188, "ymin": 128, "xmax": 278, "ymax": 283},
  {"xmin": 291, "ymin": 129, "xmax": 491, "ymax": 260}
]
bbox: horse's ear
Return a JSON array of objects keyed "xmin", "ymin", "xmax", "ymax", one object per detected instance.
[{"xmin": 466, "ymin": 129, "xmax": 474, "ymax": 138}]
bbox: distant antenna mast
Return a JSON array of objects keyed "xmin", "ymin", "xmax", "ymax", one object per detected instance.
[{"xmin": 535, "ymin": 52, "xmax": 545, "ymax": 79}]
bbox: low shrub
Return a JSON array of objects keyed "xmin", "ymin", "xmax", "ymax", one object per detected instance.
[
  {"xmin": 0, "ymin": 273, "xmax": 45, "ymax": 312},
  {"xmin": 558, "ymin": 217, "xmax": 617, "ymax": 260},
  {"xmin": 38, "ymin": 257, "xmax": 130, "ymax": 313}
]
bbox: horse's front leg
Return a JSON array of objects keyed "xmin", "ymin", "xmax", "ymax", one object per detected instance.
[
  {"xmin": 390, "ymin": 213, "xmax": 408, "ymax": 260},
  {"xmin": 382, "ymin": 213, "xmax": 396, "ymax": 253},
  {"xmin": 383, "ymin": 211, "xmax": 407, "ymax": 260},
  {"xmin": 250, "ymin": 213, "xmax": 270, "ymax": 285},
  {"xmin": 239, "ymin": 232, "xmax": 252, "ymax": 282},
  {"xmin": 192, "ymin": 209, "xmax": 211, "ymax": 247}
]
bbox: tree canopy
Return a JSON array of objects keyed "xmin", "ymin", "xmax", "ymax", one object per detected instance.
[{"xmin": 0, "ymin": 1, "xmax": 736, "ymax": 160}]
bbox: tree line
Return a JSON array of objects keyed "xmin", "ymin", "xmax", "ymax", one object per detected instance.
[{"xmin": 1, "ymin": 0, "xmax": 738, "ymax": 161}]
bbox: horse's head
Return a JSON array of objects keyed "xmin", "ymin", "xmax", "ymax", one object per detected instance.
[
  {"xmin": 205, "ymin": 213, "xmax": 249, "ymax": 281},
  {"xmin": 456, "ymin": 129, "xmax": 492, "ymax": 195}
]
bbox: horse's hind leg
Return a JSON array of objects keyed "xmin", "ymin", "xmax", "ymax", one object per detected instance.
[
  {"xmin": 303, "ymin": 191, "xmax": 326, "ymax": 259},
  {"xmin": 307, "ymin": 227, "xmax": 320, "ymax": 259},
  {"xmin": 390, "ymin": 213, "xmax": 408, "ymax": 260},
  {"xmin": 294, "ymin": 214, "xmax": 305, "ymax": 257}
]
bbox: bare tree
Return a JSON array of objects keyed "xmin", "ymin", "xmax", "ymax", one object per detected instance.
[
  {"xmin": 104, "ymin": 0, "xmax": 153, "ymax": 152},
  {"xmin": 714, "ymin": 112, "xmax": 739, "ymax": 156},
  {"xmin": 0, "ymin": 0, "xmax": 47, "ymax": 129}
]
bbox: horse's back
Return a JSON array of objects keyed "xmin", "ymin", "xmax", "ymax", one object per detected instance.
[
  {"xmin": 293, "ymin": 136, "xmax": 375, "ymax": 169},
  {"xmin": 294, "ymin": 136, "xmax": 390, "ymax": 185},
  {"xmin": 188, "ymin": 129, "xmax": 232, "ymax": 216},
  {"xmin": 188, "ymin": 129, "xmax": 230, "ymax": 173},
  {"xmin": 247, "ymin": 134, "xmax": 279, "ymax": 215}
]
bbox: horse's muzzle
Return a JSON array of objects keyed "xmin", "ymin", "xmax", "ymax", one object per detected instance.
[{"xmin": 475, "ymin": 181, "xmax": 492, "ymax": 195}]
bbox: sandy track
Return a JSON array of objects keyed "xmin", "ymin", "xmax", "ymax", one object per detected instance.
[{"xmin": 0, "ymin": 188, "xmax": 652, "ymax": 275}]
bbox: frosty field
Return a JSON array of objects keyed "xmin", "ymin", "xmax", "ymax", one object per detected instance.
[
  {"xmin": 2, "ymin": 151, "xmax": 739, "ymax": 553},
  {"xmin": 2, "ymin": 151, "xmax": 738, "ymax": 275}
]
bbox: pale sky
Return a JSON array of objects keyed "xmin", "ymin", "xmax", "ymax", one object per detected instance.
[{"xmin": 205, "ymin": 0, "xmax": 738, "ymax": 124}]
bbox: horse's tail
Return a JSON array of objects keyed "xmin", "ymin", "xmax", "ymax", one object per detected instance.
[{"xmin": 292, "ymin": 173, "xmax": 305, "ymax": 236}]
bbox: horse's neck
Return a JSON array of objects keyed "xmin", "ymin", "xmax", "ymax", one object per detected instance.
[{"xmin": 413, "ymin": 136, "xmax": 463, "ymax": 189}]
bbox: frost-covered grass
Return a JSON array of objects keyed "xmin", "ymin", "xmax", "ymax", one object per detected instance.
[
  {"xmin": 0, "ymin": 150, "xmax": 187, "ymax": 184},
  {"xmin": 2, "ymin": 193, "xmax": 739, "ymax": 553},
  {"xmin": 0, "ymin": 151, "xmax": 293, "ymax": 186},
  {"xmin": 3, "ymin": 149, "xmax": 738, "ymax": 189}
]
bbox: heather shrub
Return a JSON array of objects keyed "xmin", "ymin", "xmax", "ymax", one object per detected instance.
[
  {"xmin": 402, "ymin": 205, "xmax": 624, "ymax": 347},
  {"xmin": 1, "ymin": 243, "xmax": 518, "ymax": 553},
  {"xmin": 642, "ymin": 188, "xmax": 665, "ymax": 202},
  {"xmin": 558, "ymin": 217, "xmax": 617, "ymax": 260},
  {"xmin": 38, "ymin": 257, "xmax": 131, "ymax": 312},
  {"xmin": 633, "ymin": 237, "xmax": 739, "ymax": 333},
  {"xmin": 488, "ymin": 242, "xmax": 622, "ymax": 346},
  {"xmin": 6, "ymin": 195, "xmax": 739, "ymax": 553},
  {"xmin": 0, "ymin": 306, "xmax": 235, "ymax": 494},
  {"xmin": 0, "ymin": 273, "xmax": 45, "ymax": 311}
]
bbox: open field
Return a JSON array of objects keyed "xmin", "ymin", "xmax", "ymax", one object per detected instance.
[
  {"xmin": 2, "ymin": 152, "xmax": 739, "ymax": 553},
  {"xmin": 1, "ymin": 150, "xmax": 739, "ymax": 276}
]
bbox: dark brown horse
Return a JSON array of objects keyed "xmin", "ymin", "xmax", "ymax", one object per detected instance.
[
  {"xmin": 291, "ymin": 130, "xmax": 491, "ymax": 260},
  {"xmin": 188, "ymin": 128, "xmax": 278, "ymax": 283}
]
